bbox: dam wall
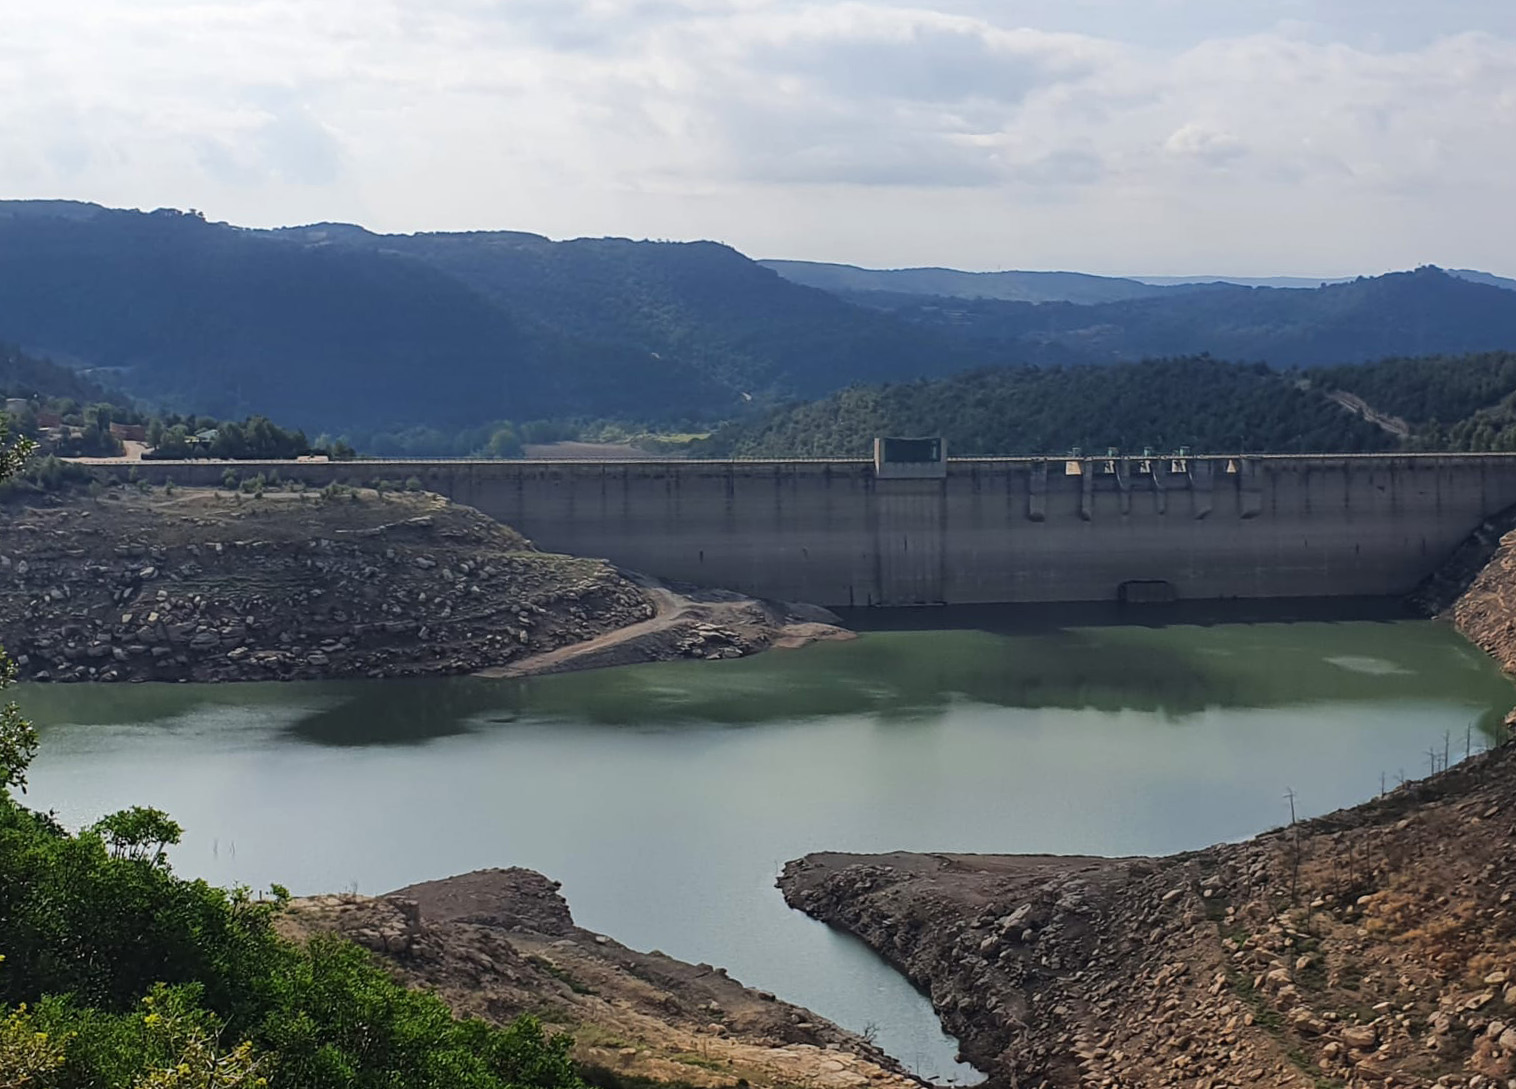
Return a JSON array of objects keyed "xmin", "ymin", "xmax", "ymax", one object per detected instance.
[{"xmin": 128, "ymin": 455, "xmax": 1516, "ymax": 607}]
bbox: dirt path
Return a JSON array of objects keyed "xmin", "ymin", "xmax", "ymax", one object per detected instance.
[
  {"xmin": 1324, "ymin": 389, "xmax": 1412, "ymax": 438},
  {"xmin": 481, "ymin": 580, "xmax": 686, "ymax": 676},
  {"xmin": 67, "ymin": 440, "xmax": 150, "ymax": 462},
  {"xmin": 478, "ymin": 578, "xmax": 853, "ymax": 678}
]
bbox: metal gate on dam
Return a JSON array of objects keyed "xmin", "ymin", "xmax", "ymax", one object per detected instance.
[{"xmin": 133, "ymin": 453, "xmax": 1516, "ymax": 607}]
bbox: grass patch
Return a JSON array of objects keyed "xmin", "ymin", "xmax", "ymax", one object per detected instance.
[
  {"xmin": 673, "ymin": 1053, "xmax": 727, "ymax": 1071},
  {"xmin": 528, "ymin": 954, "xmax": 599, "ymax": 996}
]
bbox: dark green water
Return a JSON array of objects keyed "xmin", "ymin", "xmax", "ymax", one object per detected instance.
[{"xmin": 18, "ymin": 614, "xmax": 1514, "ymax": 1082}]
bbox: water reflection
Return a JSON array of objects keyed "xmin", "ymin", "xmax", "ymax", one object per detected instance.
[
  {"xmin": 18, "ymin": 609, "xmax": 1514, "ymax": 748},
  {"xmin": 16, "ymin": 613, "xmax": 1515, "ymax": 1085},
  {"xmin": 308, "ymin": 616, "xmax": 1514, "ymax": 741}
]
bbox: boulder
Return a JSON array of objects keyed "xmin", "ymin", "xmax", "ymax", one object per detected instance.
[{"xmin": 1340, "ymin": 1023, "xmax": 1378, "ymax": 1050}]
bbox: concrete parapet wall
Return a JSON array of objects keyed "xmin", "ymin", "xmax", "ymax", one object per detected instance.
[{"xmin": 124, "ymin": 455, "xmax": 1516, "ymax": 606}]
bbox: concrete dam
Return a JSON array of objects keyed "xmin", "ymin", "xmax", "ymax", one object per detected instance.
[{"xmin": 133, "ymin": 453, "xmax": 1516, "ymax": 607}]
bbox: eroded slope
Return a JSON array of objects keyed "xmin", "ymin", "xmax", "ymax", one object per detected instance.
[
  {"xmin": 279, "ymin": 869, "xmax": 920, "ymax": 1089},
  {"xmin": 0, "ymin": 487, "xmax": 653, "ymax": 681},
  {"xmin": 783, "ymin": 743, "xmax": 1516, "ymax": 1089}
]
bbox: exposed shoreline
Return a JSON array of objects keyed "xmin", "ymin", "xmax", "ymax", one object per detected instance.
[
  {"xmin": 17, "ymin": 482, "xmax": 1516, "ymax": 1088},
  {"xmin": 773, "ymin": 518, "xmax": 1516, "ymax": 1089},
  {"xmin": 0, "ymin": 485, "xmax": 850, "ymax": 685},
  {"xmin": 478, "ymin": 576, "xmax": 853, "ymax": 679},
  {"xmin": 278, "ymin": 868, "xmax": 924, "ymax": 1089}
]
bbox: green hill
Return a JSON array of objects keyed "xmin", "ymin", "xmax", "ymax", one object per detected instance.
[
  {"xmin": 0, "ymin": 343, "xmax": 119, "ymax": 405},
  {"xmin": 7, "ymin": 203, "xmax": 1516, "ymax": 437},
  {"xmin": 0, "ymin": 205, "xmax": 969, "ymax": 433},
  {"xmin": 697, "ymin": 353, "xmax": 1516, "ymax": 459},
  {"xmin": 844, "ymin": 268, "xmax": 1516, "ymax": 368},
  {"xmin": 758, "ymin": 259, "xmax": 1179, "ymax": 304}
]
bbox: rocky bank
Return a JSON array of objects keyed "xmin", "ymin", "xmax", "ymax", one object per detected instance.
[
  {"xmin": 1422, "ymin": 507, "xmax": 1516, "ymax": 676},
  {"xmin": 0, "ymin": 485, "xmax": 846, "ymax": 682},
  {"xmin": 781, "ymin": 741, "xmax": 1516, "ymax": 1089},
  {"xmin": 765, "ymin": 506, "xmax": 1516, "ymax": 1089},
  {"xmin": 278, "ymin": 868, "xmax": 921, "ymax": 1089}
]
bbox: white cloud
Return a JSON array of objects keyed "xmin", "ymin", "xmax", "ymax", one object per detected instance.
[
  {"xmin": 1164, "ymin": 123, "xmax": 1244, "ymax": 165},
  {"xmin": 0, "ymin": 0, "xmax": 1514, "ymax": 273}
]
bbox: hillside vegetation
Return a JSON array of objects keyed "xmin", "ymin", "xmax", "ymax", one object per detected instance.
[
  {"xmin": 7, "ymin": 203, "xmax": 1516, "ymax": 439},
  {"xmin": 696, "ymin": 357, "xmax": 1396, "ymax": 458},
  {"xmin": 697, "ymin": 352, "xmax": 1516, "ymax": 459},
  {"xmin": 758, "ymin": 260, "xmax": 1179, "ymax": 304},
  {"xmin": 0, "ymin": 343, "xmax": 345, "ymax": 463},
  {"xmin": 0, "ymin": 204, "xmax": 967, "ymax": 433},
  {"xmin": 0, "ymin": 724, "xmax": 587, "ymax": 1089},
  {"xmin": 0, "ymin": 343, "xmax": 117, "ymax": 405},
  {"xmin": 849, "ymin": 267, "xmax": 1516, "ymax": 368}
]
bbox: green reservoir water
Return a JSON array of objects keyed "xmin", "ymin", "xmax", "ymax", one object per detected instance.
[{"xmin": 18, "ymin": 612, "xmax": 1515, "ymax": 1082}]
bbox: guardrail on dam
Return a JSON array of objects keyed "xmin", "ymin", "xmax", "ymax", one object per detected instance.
[{"xmin": 129, "ymin": 454, "xmax": 1516, "ymax": 607}]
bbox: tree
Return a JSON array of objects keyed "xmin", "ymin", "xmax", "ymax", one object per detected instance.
[
  {"xmin": 0, "ymin": 417, "xmax": 36, "ymax": 792},
  {"xmin": 92, "ymin": 807, "xmax": 184, "ymax": 865},
  {"xmin": 484, "ymin": 424, "xmax": 523, "ymax": 459},
  {"xmin": 0, "ymin": 414, "xmax": 32, "ymax": 482}
]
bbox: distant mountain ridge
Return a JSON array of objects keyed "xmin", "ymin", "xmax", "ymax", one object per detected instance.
[
  {"xmin": 757, "ymin": 260, "xmax": 1179, "ymax": 304},
  {"xmin": 764, "ymin": 259, "xmax": 1516, "ymax": 303},
  {"xmin": 3, "ymin": 200, "xmax": 1516, "ymax": 435},
  {"xmin": 0, "ymin": 202, "xmax": 971, "ymax": 432},
  {"xmin": 847, "ymin": 267, "xmax": 1516, "ymax": 369},
  {"xmin": 1132, "ymin": 275, "xmax": 1352, "ymax": 290}
]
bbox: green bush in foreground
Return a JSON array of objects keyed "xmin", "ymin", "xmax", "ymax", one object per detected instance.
[
  {"xmin": 0, "ymin": 413, "xmax": 582, "ymax": 1088},
  {"xmin": 0, "ymin": 713, "xmax": 583, "ymax": 1088}
]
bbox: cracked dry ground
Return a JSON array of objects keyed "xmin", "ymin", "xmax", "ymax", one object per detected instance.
[{"xmin": 782, "ymin": 740, "xmax": 1516, "ymax": 1089}]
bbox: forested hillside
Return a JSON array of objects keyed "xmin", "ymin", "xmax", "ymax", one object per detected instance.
[
  {"xmin": 0, "ymin": 343, "xmax": 346, "ymax": 464},
  {"xmin": 1311, "ymin": 352, "xmax": 1516, "ymax": 427},
  {"xmin": 0, "ymin": 343, "xmax": 117, "ymax": 405},
  {"xmin": 0, "ymin": 204, "xmax": 967, "ymax": 433},
  {"xmin": 7, "ymin": 203, "xmax": 1516, "ymax": 440},
  {"xmin": 277, "ymin": 227, "xmax": 976, "ymax": 401},
  {"xmin": 849, "ymin": 268, "xmax": 1516, "ymax": 368},
  {"xmin": 696, "ymin": 353, "xmax": 1516, "ymax": 458},
  {"xmin": 0, "ymin": 207, "xmax": 712, "ymax": 432},
  {"xmin": 758, "ymin": 260, "xmax": 1179, "ymax": 304}
]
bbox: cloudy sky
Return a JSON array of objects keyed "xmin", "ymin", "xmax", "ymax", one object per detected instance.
[{"xmin": 4, "ymin": 0, "xmax": 1515, "ymax": 275}]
